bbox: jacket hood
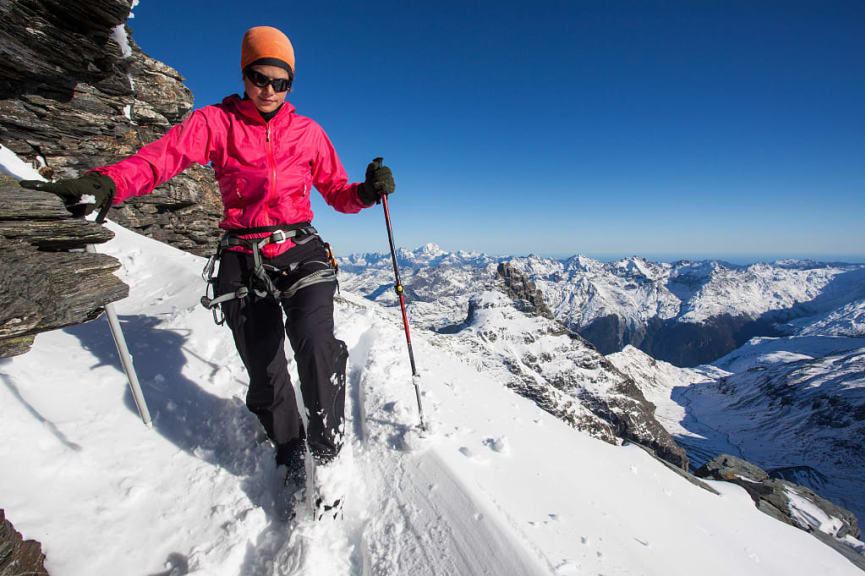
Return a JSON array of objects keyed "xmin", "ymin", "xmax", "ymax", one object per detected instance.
[{"xmin": 221, "ymin": 93, "xmax": 296, "ymax": 124}]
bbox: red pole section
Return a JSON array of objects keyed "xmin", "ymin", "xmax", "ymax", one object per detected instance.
[{"xmin": 377, "ymin": 157, "xmax": 425, "ymax": 430}]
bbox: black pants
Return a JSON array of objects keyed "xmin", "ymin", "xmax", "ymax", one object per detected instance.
[{"xmin": 215, "ymin": 237, "xmax": 347, "ymax": 465}]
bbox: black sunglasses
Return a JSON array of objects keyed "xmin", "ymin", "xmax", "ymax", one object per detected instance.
[{"xmin": 245, "ymin": 69, "xmax": 292, "ymax": 92}]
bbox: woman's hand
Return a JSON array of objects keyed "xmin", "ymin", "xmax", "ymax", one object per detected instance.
[
  {"xmin": 358, "ymin": 159, "xmax": 395, "ymax": 206},
  {"xmin": 20, "ymin": 173, "xmax": 115, "ymax": 218}
]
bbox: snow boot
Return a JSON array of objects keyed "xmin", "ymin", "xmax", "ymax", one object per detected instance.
[
  {"xmin": 275, "ymin": 442, "xmax": 307, "ymax": 521},
  {"xmin": 310, "ymin": 447, "xmax": 346, "ymax": 521},
  {"xmin": 283, "ymin": 456, "xmax": 306, "ymax": 494}
]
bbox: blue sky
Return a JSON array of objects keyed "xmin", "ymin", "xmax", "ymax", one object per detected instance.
[{"xmin": 129, "ymin": 1, "xmax": 864, "ymax": 261}]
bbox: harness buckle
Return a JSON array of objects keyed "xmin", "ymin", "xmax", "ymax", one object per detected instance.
[{"xmin": 271, "ymin": 229, "xmax": 288, "ymax": 244}]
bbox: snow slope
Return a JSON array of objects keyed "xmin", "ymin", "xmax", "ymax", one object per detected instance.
[
  {"xmin": 610, "ymin": 338, "xmax": 865, "ymax": 532},
  {"xmin": 1, "ymin": 225, "xmax": 862, "ymax": 575},
  {"xmin": 606, "ymin": 345, "xmax": 737, "ymax": 466},
  {"xmin": 797, "ymin": 298, "xmax": 865, "ymax": 337}
]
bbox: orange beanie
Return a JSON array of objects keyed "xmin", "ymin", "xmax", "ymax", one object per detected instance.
[{"xmin": 241, "ymin": 26, "xmax": 295, "ymax": 73}]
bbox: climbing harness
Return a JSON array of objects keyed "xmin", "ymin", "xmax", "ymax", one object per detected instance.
[{"xmin": 200, "ymin": 222, "xmax": 338, "ymax": 325}]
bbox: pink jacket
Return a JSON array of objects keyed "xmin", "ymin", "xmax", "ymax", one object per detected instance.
[{"xmin": 93, "ymin": 94, "xmax": 367, "ymax": 257}]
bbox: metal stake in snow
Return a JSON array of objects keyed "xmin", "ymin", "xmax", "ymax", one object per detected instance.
[
  {"xmin": 87, "ymin": 201, "xmax": 152, "ymax": 428},
  {"xmin": 376, "ymin": 157, "xmax": 425, "ymax": 431}
]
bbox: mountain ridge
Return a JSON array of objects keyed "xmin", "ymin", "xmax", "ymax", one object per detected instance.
[{"xmin": 338, "ymin": 243, "xmax": 865, "ymax": 366}]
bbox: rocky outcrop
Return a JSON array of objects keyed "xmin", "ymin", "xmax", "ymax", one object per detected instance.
[
  {"xmin": 0, "ymin": 0, "xmax": 222, "ymax": 256},
  {"xmin": 586, "ymin": 365, "xmax": 690, "ymax": 470},
  {"xmin": 492, "ymin": 266, "xmax": 689, "ymax": 469},
  {"xmin": 0, "ymin": 178, "xmax": 127, "ymax": 357},
  {"xmin": 460, "ymin": 290, "xmax": 689, "ymax": 470},
  {"xmin": 696, "ymin": 454, "xmax": 865, "ymax": 569},
  {"xmin": 496, "ymin": 262, "xmax": 554, "ymax": 319},
  {"xmin": 697, "ymin": 454, "xmax": 860, "ymax": 538},
  {"xmin": 0, "ymin": 509, "xmax": 49, "ymax": 576}
]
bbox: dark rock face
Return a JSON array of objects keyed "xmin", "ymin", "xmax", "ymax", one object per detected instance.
[
  {"xmin": 0, "ymin": 179, "xmax": 128, "ymax": 358},
  {"xmin": 589, "ymin": 370, "xmax": 690, "ymax": 470},
  {"xmin": 0, "ymin": 0, "xmax": 131, "ymax": 92},
  {"xmin": 696, "ymin": 454, "xmax": 864, "ymax": 568},
  {"xmin": 579, "ymin": 313, "xmax": 786, "ymax": 367},
  {"xmin": 695, "ymin": 453, "xmax": 770, "ymax": 484},
  {"xmin": 0, "ymin": 0, "xmax": 223, "ymax": 256},
  {"xmin": 0, "ymin": 509, "xmax": 50, "ymax": 576},
  {"xmin": 496, "ymin": 262, "xmax": 554, "ymax": 319},
  {"xmin": 577, "ymin": 314, "xmax": 630, "ymax": 356}
]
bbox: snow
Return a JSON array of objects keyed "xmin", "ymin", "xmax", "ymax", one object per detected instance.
[
  {"xmin": 0, "ymin": 142, "xmax": 45, "ymax": 181},
  {"xmin": 785, "ymin": 486, "xmax": 847, "ymax": 537},
  {"xmin": 798, "ymin": 297, "xmax": 865, "ymax": 337},
  {"xmin": 1, "ymin": 223, "xmax": 862, "ymax": 575},
  {"xmin": 610, "ymin": 336, "xmax": 865, "ymax": 533},
  {"xmin": 110, "ymin": 24, "xmax": 132, "ymax": 58}
]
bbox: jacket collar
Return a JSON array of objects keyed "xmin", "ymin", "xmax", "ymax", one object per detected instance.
[{"xmin": 222, "ymin": 93, "xmax": 295, "ymax": 125}]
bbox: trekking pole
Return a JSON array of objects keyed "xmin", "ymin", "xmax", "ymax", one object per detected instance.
[
  {"xmin": 85, "ymin": 201, "xmax": 152, "ymax": 428},
  {"xmin": 375, "ymin": 157, "xmax": 426, "ymax": 431}
]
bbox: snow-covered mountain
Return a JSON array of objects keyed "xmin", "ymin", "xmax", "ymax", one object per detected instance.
[
  {"xmin": 510, "ymin": 256, "xmax": 862, "ymax": 326},
  {"xmin": 797, "ymin": 298, "xmax": 865, "ymax": 337},
  {"xmin": 339, "ymin": 246, "xmax": 865, "ymax": 367},
  {"xmin": 441, "ymin": 287, "xmax": 687, "ymax": 469},
  {"xmin": 340, "ymin": 243, "xmax": 865, "ymax": 555},
  {"xmin": 3, "ymin": 228, "xmax": 864, "ymax": 574},
  {"xmin": 609, "ymin": 336, "xmax": 865, "ymax": 535},
  {"xmin": 338, "ymin": 245, "xmax": 502, "ymax": 332},
  {"xmin": 510, "ymin": 255, "xmax": 865, "ymax": 365}
]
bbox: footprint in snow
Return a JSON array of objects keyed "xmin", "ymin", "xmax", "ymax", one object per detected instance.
[
  {"xmin": 482, "ymin": 436, "xmax": 511, "ymax": 455},
  {"xmin": 459, "ymin": 446, "xmax": 489, "ymax": 464},
  {"xmin": 554, "ymin": 559, "xmax": 579, "ymax": 574}
]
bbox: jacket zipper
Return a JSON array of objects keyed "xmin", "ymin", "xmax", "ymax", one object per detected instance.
[{"xmin": 265, "ymin": 123, "xmax": 276, "ymax": 226}]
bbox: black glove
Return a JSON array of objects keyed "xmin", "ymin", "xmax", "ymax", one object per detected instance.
[
  {"xmin": 20, "ymin": 173, "xmax": 116, "ymax": 219},
  {"xmin": 358, "ymin": 159, "xmax": 395, "ymax": 206}
]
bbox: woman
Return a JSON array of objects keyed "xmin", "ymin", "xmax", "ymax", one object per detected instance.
[{"xmin": 22, "ymin": 26, "xmax": 394, "ymax": 492}]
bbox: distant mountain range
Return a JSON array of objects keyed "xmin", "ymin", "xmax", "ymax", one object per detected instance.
[{"xmin": 340, "ymin": 245, "xmax": 865, "ymax": 366}]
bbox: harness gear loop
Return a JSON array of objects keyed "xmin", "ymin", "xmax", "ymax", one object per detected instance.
[
  {"xmin": 324, "ymin": 242, "xmax": 339, "ymax": 273},
  {"xmin": 199, "ymin": 223, "xmax": 339, "ymax": 324}
]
